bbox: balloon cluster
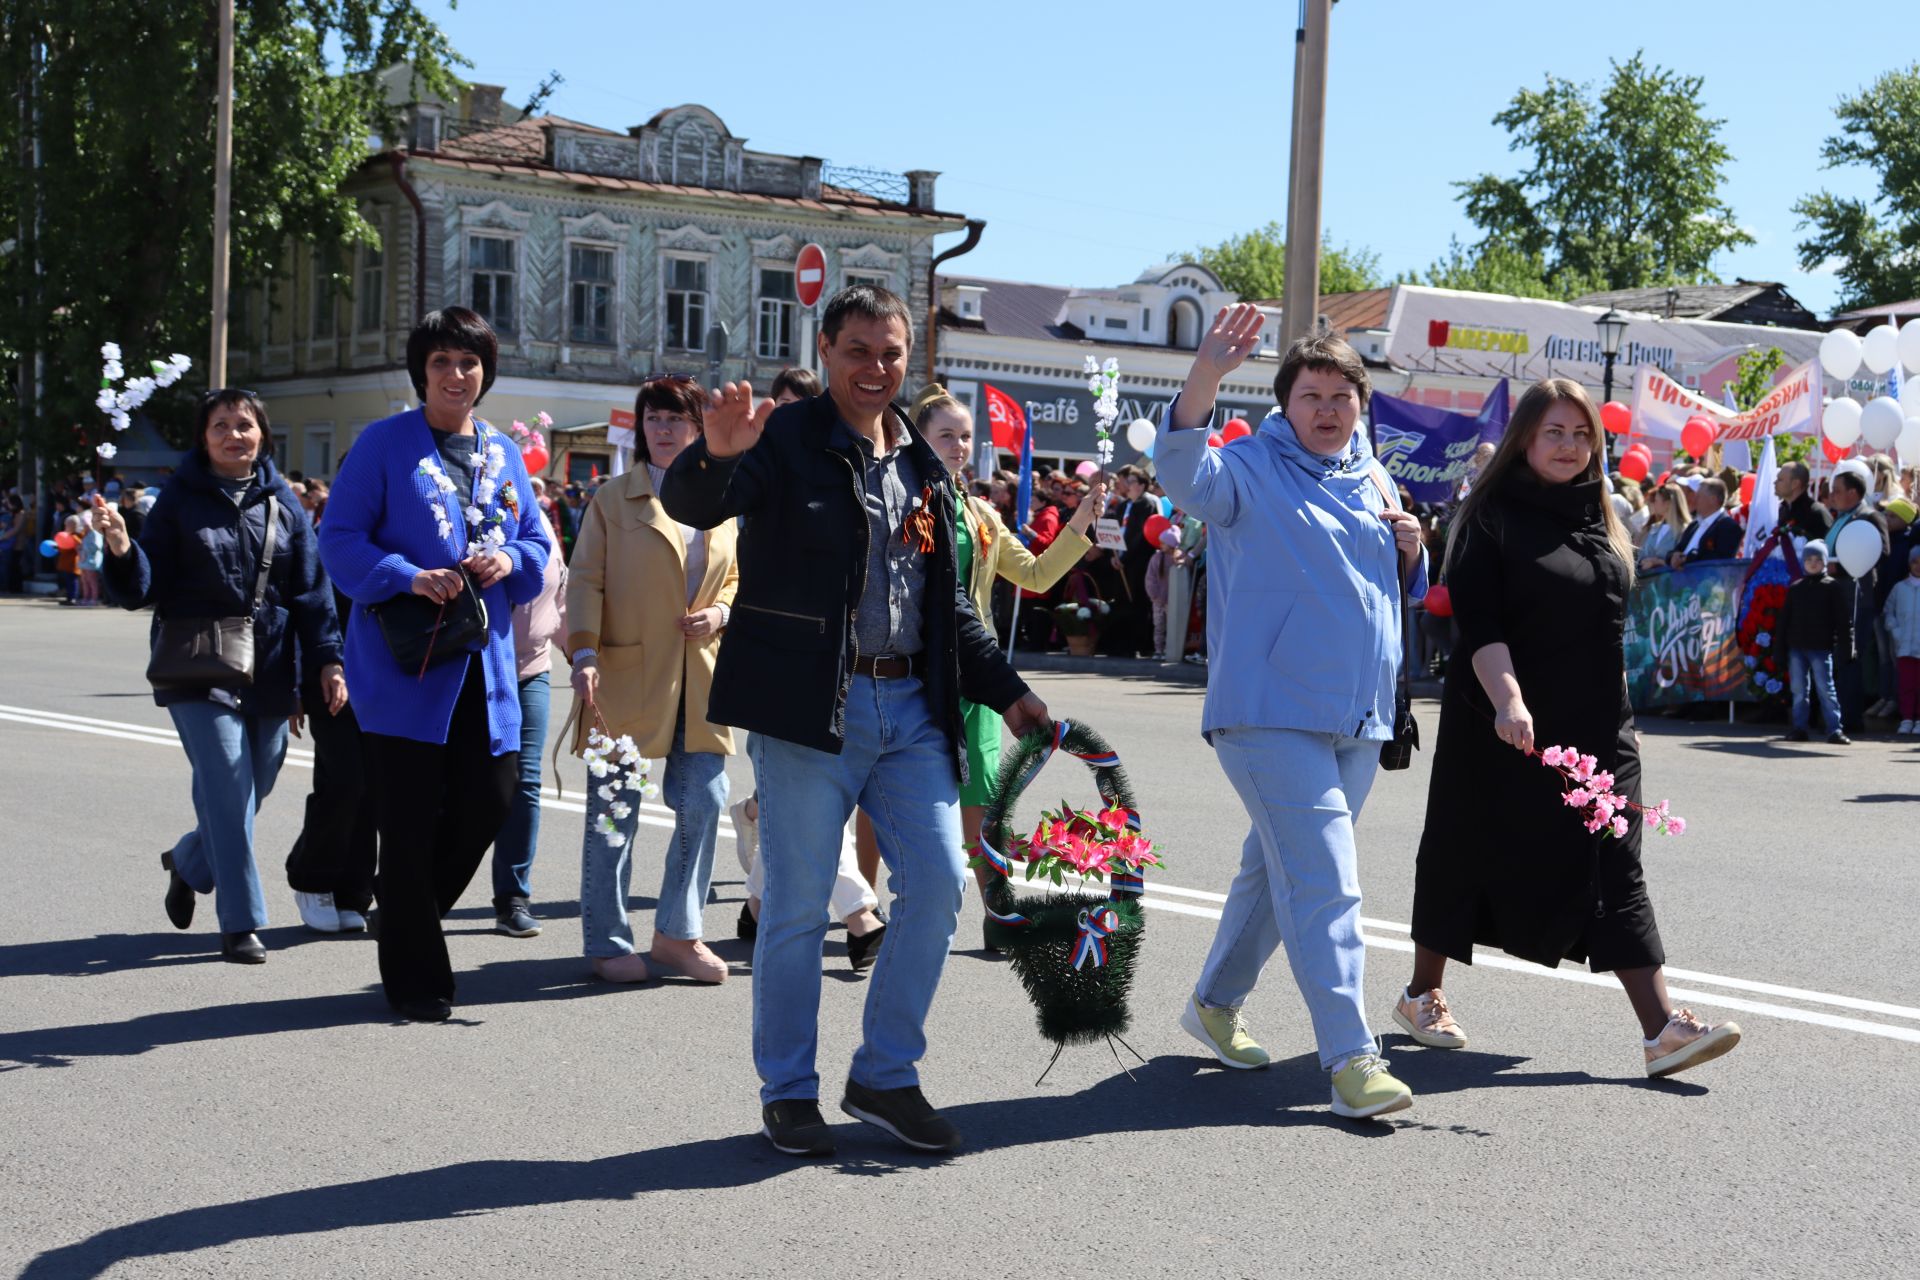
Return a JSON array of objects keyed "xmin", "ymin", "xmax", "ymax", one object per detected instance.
[{"xmin": 1817, "ymin": 321, "xmax": 1920, "ymax": 459}]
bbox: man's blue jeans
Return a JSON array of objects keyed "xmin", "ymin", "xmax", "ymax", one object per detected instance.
[
  {"xmin": 580, "ymin": 714, "xmax": 729, "ymax": 954},
  {"xmin": 1790, "ymin": 647, "xmax": 1842, "ymax": 734},
  {"xmin": 1194, "ymin": 726, "xmax": 1380, "ymax": 1071},
  {"xmin": 166, "ymin": 700, "xmax": 290, "ymax": 934},
  {"xmin": 491, "ymin": 671, "xmax": 550, "ymax": 902},
  {"xmin": 750, "ymin": 675, "xmax": 965, "ymax": 1104}
]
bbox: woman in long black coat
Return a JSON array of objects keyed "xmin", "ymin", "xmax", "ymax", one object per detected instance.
[{"xmin": 1401, "ymin": 377, "xmax": 1741, "ymax": 1080}]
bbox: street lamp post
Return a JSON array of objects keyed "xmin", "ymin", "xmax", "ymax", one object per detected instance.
[{"xmin": 1594, "ymin": 307, "xmax": 1628, "ymax": 456}]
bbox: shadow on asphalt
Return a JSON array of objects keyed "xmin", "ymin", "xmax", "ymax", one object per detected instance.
[
  {"xmin": 1843, "ymin": 792, "xmax": 1920, "ymax": 803},
  {"xmin": 16, "ymin": 1043, "xmax": 1710, "ymax": 1277}
]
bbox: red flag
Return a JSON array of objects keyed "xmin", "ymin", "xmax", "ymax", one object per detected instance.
[{"xmin": 983, "ymin": 384, "xmax": 1027, "ymax": 454}]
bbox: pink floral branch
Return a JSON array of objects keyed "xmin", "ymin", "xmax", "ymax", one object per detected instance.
[{"xmin": 1539, "ymin": 745, "xmax": 1687, "ymax": 839}]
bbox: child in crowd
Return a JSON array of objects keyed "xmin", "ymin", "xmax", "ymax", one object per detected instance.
[
  {"xmin": 1879, "ymin": 544, "xmax": 1920, "ymax": 735},
  {"xmin": 1776, "ymin": 540, "xmax": 1853, "ymax": 745},
  {"xmin": 77, "ymin": 515, "xmax": 104, "ymax": 605},
  {"xmin": 54, "ymin": 514, "xmax": 82, "ymax": 604},
  {"xmin": 1144, "ymin": 528, "xmax": 1177, "ymax": 660}
]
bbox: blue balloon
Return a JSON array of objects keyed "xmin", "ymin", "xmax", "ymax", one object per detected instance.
[
  {"xmin": 39, "ymin": 539, "xmax": 57, "ymax": 559},
  {"xmin": 1159, "ymin": 496, "xmax": 1173, "ymax": 519}
]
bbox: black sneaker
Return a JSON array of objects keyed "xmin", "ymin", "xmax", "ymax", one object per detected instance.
[
  {"xmin": 846, "ymin": 924, "xmax": 885, "ymax": 973},
  {"xmin": 736, "ymin": 902, "xmax": 758, "ymax": 942},
  {"xmin": 1784, "ymin": 729, "xmax": 1809, "ymax": 742},
  {"xmin": 161, "ymin": 852, "xmax": 195, "ymax": 930},
  {"xmin": 840, "ymin": 1081, "xmax": 961, "ymax": 1152},
  {"xmin": 1828, "ymin": 732, "xmax": 1852, "ymax": 745},
  {"xmin": 761, "ymin": 1100, "xmax": 835, "ymax": 1156},
  {"xmin": 493, "ymin": 897, "xmax": 541, "ymax": 937}
]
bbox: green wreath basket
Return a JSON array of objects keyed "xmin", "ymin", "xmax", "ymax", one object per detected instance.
[{"xmin": 976, "ymin": 720, "xmax": 1154, "ymax": 1071}]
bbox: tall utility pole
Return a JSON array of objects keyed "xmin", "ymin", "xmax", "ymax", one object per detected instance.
[
  {"xmin": 1279, "ymin": 0, "xmax": 1331, "ymax": 350},
  {"xmin": 208, "ymin": 0, "xmax": 235, "ymax": 386},
  {"xmin": 15, "ymin": 20, "xmax": 45, "ymax": 504}
]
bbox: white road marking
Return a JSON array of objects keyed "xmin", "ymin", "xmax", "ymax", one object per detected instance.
[{"xmin": 3, "ymin": 703, "xmax": 1912, "ymax": 1043}]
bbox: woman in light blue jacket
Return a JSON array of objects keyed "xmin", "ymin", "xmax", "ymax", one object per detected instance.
[{"xmin": 1159, "ymin": 304, "xmax": 1426, "ymax": 1120}]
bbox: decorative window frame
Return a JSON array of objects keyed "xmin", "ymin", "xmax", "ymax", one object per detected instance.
[
  {"xmin": 838, "ymin": 241, "xmax": 903, "ymax": 290},
  {"xmin": 459, "ymin": 201, "xmax": 532, "ymax": 339},
  {"xmin": 563, "ymin": 213, "xmax": 626, "ymax": 348},
  {"xmin": 352, "ymin": 206, "xmax": 388, "ymax": 340}
]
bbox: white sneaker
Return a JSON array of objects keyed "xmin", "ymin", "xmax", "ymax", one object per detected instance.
[
  {"xmin": 293, "ymin": 890, "xmax": 342, "ymax": 933},
  {"xmin": 336, "ymin": 907, "xmax": 368, "ymax": 933},
  {"xmin": 729, "ymin": 796, "xmax": 760, "ymax": 875}
]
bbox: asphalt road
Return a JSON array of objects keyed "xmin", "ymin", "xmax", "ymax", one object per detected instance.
[{"xmin": 2, "ymin": 598, "xmax": 1915, "ymax": 1278}]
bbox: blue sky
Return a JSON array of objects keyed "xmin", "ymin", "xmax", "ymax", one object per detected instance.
[{"xmin": 415, "ymin": 0, "xmax": 1903, "ymax": 316}]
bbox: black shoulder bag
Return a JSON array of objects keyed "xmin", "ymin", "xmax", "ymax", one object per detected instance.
[
  {"xmin": 368, "ymin": 569, "xmax": 488, "ymax": 677},
  {"xmin": 146, "ymin": 496, "xmax": 278, "ymax": 691},
  {"xmin": 1367, "ymin": 470, "xmax": 1421, "ymax": 771}
]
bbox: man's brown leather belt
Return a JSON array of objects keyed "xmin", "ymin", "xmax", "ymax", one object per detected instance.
[{"xmin": 851, "ymin": 653, "xmax": 920, "ymax": 679}]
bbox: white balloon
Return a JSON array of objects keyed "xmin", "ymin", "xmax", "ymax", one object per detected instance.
[
  {"xmin": 1125, "ymin": 417, "xmax": 1157, "ymax": 454},
  {"xmin": 1861, "ymin": 395, "xmax": 1906, "ymax": 450},
  {"xmin": 1862, "ymin": 324, "xmax": 1901, "ymax": 375},
  {"xmin": 1899, "ymin": 416, "xmax": 1920, "ymax": 462},
  {"xmin": 1820, "ymin": 327, "xmax": 1863, "ymax": 381},
  {"xmin": 1824, "ymin": 396, "xmax": 1862, "ymax": 447},
  {"xmin": 1902, "ymin": 376, "xmax": 1920, "ymax": 418},
  {"xmin": 1835, "ymin": 519, "xmax": 1883, "ymax": 580},
  {"xmin": 1900, "ymin": 319, "xmax": 1920, "ymax": 374}
]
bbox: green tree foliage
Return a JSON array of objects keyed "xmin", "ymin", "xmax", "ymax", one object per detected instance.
[
  {"xmin": 1187, "ymin": 221, "xmax": 1382, "ymax": 301},
  {"xmin": 1794, "ymin": 63, "xmax": 1920, "ymax": 310},
  {"xmin": 1, "ymin": 1, "xmax": 464, "ymax": 469},
  {"xmin": 1728, "ymin": 345, "xmax": 1786, "ymax": 412},
  {"xmin": 1452, "ymin": 53, "xmax": 1751, "ymax": 297},
  {"xmin": 1412, "ymin": 236, "xmax": 1591, "ymax": 299}
]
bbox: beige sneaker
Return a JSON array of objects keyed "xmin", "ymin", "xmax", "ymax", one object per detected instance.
[
  {"xmin": 650, "ymin": 937, "xmax": 729, "ymax": 984},
  {"xmin": 591, "ymin": 953, "xmax": 652, "ymax": 983},
  {"xmin": 1644, "ymin": 1008, "xmax": 1742, "ymax": 1078},
  {"xmin": 1393, "ymin": 986, "xmax": 1468, "ymax": 1049},
  {"xmin": 1180, "ymin": 995, "xmax": 1271, "ymax": 1069}
]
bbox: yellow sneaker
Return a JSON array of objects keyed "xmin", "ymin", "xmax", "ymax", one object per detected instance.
[
  {"xmin": 1180, "ymin": 995, "xmax": 1271, "ymax": 1069},
  {"xmin": 1330, "ymin": 1052, "xmax": 1413, "ymax": 1119}
]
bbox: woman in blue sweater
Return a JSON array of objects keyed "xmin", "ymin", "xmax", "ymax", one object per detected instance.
[
  {"xmin": 1158, "ymin": 304, "xmax": 1427, "ymax": 1120},
  {"xmin": 319, "ymin": 308, "xmax": 551, "ymax": 1021},
  {"xmin": 95, "ymin": 390, "xmax": 344, "ymax": 963}
]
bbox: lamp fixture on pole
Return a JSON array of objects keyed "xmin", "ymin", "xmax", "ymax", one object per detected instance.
[{"xmin": 1594, "ymin": 307, "xmax": 1628, "ymax": 405}]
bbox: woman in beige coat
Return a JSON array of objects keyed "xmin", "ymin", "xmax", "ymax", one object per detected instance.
[{"xmin": 566, "ymin": 377, "xmax": 738, "ymax": 984}]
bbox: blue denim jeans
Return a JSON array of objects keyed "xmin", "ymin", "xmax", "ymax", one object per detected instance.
[
  {"xmin": 491, "ymin": 671, "xmax": 551, "ymax": 902},
  {"xmin": 1790, "ymin": 647, "xmax": 1842, "ymax": 734},
  {"xmin": 1195, "ymin": 726, "xmax": 1379, "ymax": 1071},
  {"xmin": 579, "ymin": 714, "xmax": 729, "ymax": 955},
  {"xmin": 166, "ymin": 700, "xmax": 290, "ymax": 934},
  {"xmin": 750, "ymin": 675, "xmax": 965, "ymax": 1104}
]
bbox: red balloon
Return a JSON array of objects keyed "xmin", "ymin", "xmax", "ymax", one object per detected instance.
[
  {"xmin": 1618, "ymin": 451, "xmax": 1649, "ymax": 483},
  {"xmin": 1656, "ymin": 470, "xmax": 1671, "ymax": 486},
  {"xmin": 1600, "ymin": 401, "xmax": 1632, "ymax": 434},
  {"xmin": 1143, "ymin": 514, "xmax": 1172, "ymax": 546},
  {"xmin": 1739, "ymin": 473, "xmax": 1757, "ymax": 506},
  {"xmin": 521, "ymin": 445, "xmax": 550, "ymax": 474},
  {"xmin": 1206, "ymin": 433, "xmax": 1224, "ymax": 449},
  {"xmin": 1626, "ymin": 442, "xmax": 1653, "ymax": 462},
  {"xmin": 53, "ymin": 531, "xmax": 78, "ymax": 551},
  {"xmin": 1823, "ymin": 436, "xmax": 1848, "ymax": 463},
  {"xmin": 1423, "ymin": 583, "xmax": 1453, "ymax": 618},
  {"xmin": 1220, "ymin": 418, "xmax": 1253, "ymax": 443},
  {"xmin": 1681, "ymin": 416, "xmax": 1716, "ymax": 458}
]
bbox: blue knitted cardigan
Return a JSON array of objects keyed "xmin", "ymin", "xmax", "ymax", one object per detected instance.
[{"xmin": 318, "ymin": 408, "xmax": 551, "ymax": 755}]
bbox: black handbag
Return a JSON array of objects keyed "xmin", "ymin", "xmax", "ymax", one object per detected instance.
[
  {"xmin": 368, "ymin": 568, "xmax": 489, "ymax": 676},
  {"xmin": 1367, "ymin": 471, "xmax": 1421, "ymax": 772},
  {"xmin": 145, "ymin": 496, "xmax": 277, "ymax": 691}
]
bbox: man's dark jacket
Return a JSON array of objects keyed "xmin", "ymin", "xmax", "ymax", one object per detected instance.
[
  {"xmin": 1777, "ymin": 492, "xmax": 1832, "ymax": 541},
  {"xmin": 661, "ymin": 393, "xmax": 1028, "ymax": 777},
  {"xmin": 1674, "ymin": 510, "xmax": 1743, "ymax": 563}
]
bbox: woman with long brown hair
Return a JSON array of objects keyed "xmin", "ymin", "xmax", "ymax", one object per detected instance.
[{"xmin": 1401, "ymin": 377, "xmax": 1741, "ymax": 1079}]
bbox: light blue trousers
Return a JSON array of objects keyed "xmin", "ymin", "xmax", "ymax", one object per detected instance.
[{"xmin": 1194, "ymin": 726, "xmax": 1380, "ymax": 1070}]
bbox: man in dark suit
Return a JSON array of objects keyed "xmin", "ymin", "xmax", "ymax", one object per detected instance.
[
  {"xmin": 1668, "ymin": 477, "xmax": 1742, "ymax": 568},
  {"xmin": 1826, "ymin": 461, "xmax": 1890, "ymax": 732}
]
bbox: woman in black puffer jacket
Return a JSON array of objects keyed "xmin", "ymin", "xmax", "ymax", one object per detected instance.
[{"xmin": 95, "ymin": 390, "xmax": 343, "ymax": 963}]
